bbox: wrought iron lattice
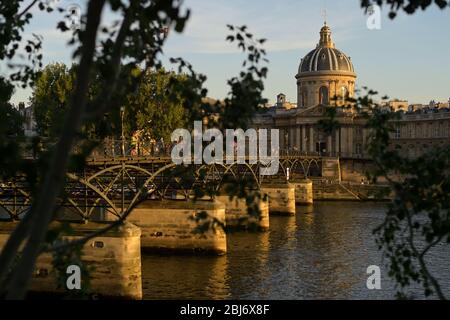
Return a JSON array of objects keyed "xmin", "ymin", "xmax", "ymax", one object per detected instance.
[{"xmin": 0, "ymin": 149, "xmax": 327, "ymax": 221}]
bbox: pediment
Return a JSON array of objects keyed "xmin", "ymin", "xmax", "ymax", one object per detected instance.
[{"xmin": 297, "ymin": 104, "xmax": 327, "ymax": 116}]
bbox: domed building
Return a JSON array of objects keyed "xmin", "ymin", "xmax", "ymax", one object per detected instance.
[
  {"xmin": 296, "ymin": 23, "xmax": 356, "ymax": 108},
  {"xmin": 251, "ymin": 22, "xmax": 450, "ymax": 181},
  {"xmin": 252, "ymin": 22, "xmax": 366, "ymax": 162}
]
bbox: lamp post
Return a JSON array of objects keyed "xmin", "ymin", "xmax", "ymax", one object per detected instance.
[{"xmin": 120, "ymin": 106, "xmax": 125, "ymax": 156}]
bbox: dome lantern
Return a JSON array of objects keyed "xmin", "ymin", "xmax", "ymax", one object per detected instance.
[{"xmin": 319, "ymin": 23, "xmax": 334, "ymax": 48}]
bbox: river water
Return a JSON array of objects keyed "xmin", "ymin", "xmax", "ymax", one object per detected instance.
[{"xmin": 141, "ymin": 201, "xmax": 450, "ymax": 300}]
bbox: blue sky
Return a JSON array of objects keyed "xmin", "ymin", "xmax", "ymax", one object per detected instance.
[{"xmin": 4, "ymin": 0, "xmax": 450, "ymax": 105}]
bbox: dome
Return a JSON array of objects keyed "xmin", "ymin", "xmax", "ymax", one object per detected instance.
[
  {"xmin": 298, "ymin": 24, "xmax": 355, "ymax": 74},
  {"xmin": 299, "ymin": 47, "xmax": 354, "ymax": 73}
]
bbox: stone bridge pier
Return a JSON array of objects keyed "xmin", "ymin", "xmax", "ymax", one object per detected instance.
[
  {"xmin": 127, "ymin": 199, "xmax": 227, "ymax": 255},
  {"xmin": 0, "ymin": 221, "xmax": 142, "ymax": 299},
  {"xmin": 292, "ymin": 179, "xmax": 314, "ymax": 205},
  {"xmin": 261, "ymin": 183, "xmax": 296, "ymax": 216}
]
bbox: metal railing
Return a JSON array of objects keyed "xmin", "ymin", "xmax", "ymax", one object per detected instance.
[{"xmin": 18, "ymin": 137, "xmax": 371, "ymax": 161}]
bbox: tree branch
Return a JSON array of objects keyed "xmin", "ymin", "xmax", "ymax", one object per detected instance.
[
  {"xmin": 15, "ymin": 0, "xmax": 39, "ymax": 20},
  {"xmin": 372, "ymin": 143, "xmax": 446, "ymax": 299},
  {"xmin": 84, "ymin": 2, "xmax": 135, "ymax": 119},
  {"xmin": 3, "ymin": 0, "xmax": 106, "ymax": 299},
  {"xmin": 0, "ymin": 209, "xmax": 33, "ymax": 293}
]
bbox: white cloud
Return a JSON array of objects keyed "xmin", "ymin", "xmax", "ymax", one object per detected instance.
[{"xmin": 163, "ymin": 0, "xmax": 364, "ymax": 54}]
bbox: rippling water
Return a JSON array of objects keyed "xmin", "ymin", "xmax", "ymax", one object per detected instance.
[{"xmin": 142, "ymin": 201, "xmax": 450, "ymax": 299}]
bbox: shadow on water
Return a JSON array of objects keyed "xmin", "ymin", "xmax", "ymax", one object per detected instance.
[{"xmin": 141, "ymin": 201, "xmax": 450, "ymax": 299}]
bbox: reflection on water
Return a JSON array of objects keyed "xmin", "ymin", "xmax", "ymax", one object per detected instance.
[{"xmin": 142, "ymin": 201, "xmax": 450, "ymax": 299}]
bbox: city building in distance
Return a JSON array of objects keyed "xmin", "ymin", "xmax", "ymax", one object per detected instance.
[{"xmin": 252, "ymin": 22, "xmax": 450, "ymax": 161}]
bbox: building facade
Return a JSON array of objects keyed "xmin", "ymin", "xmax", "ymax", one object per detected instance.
[{"xmin": 252, "ymin": 23, "xmax": 450, "ymax": 159}]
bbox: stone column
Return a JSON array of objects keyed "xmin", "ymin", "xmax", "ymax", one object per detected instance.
[
  {"xmin": 341, "ymin": 126, "xmax": 347, "ymax": 155},
  {"xmin": 335, "ymin": 128, "xmax": 340, "ymax": 155},
  {"xmin": 309, "ymin": 126, "xmax": 314, "ymax": 153},
  {"xmin": 334, "ymin": 80, "xmax": 338, "ymax": 106},
  {"xmin": 301, "ymin": 126, "xmax": 306, "ymax": 152},
  {"xmin": 327, "ymin": 135, "xmax": 332, "ymax": 156},
  {"xmin": 279, "ymin": 128, "xmax": 284, "ymax": 150},
  {"xmin": 348, "ymin": 126, "xmax": 354, "ymax": 157},
  {"xmin": 296, "ymin": 126, "xmax": 301, "ymax": 151},
  {"xmin": 290, "ymin": 127, "xmax": 295, "ymax": 149},
  {"xmin": 362, "ymin": 128, "xmax": 367, "ymax": 157}
]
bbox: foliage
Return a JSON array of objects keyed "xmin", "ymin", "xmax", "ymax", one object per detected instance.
[
  {"xmin": 362, "ymin": 97, "xmax": 450, "ymax": 300},
  {"xmin": 325, "ymin": 88, "xmax": 449, "ymax": 299},
  {"xmin": 220, "ymin": 25, "xmax": 268, "ymax": 130},
  {"xmin": 0, "ymin": 0, "xmax": 268, "ymax": 299},
  {"xmin": 31, "ymin": 63, "xmax": 190, "ymax": 142},
  {"xmin": 361, "ymin": 0, "xmax": 449, "ymax": 18},
  {"xmin": 0, "ymin": 0, "xmax": 446, "ymax": 300},
  {"xmin": 31, "ymin": 63, "xmax": 75, "ymax": 137},
  {"xmin": 126, "ymin": 68, "xmax": 189, "ymax": 142},
  {"xmin": 0, "ymin": 76, "xmax": 24, "ymax": 178},
  {"xmin": 0, "ymin": 0, "xmax": 191, "ymax": 299}
]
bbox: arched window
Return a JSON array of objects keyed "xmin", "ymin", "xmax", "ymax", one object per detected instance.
[{"xmin": 319, "ymin": 86, "xmax": 329, "ymax": 105}]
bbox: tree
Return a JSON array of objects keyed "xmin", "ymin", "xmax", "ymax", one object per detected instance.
[
  {"xmin": 320, "ymin": 88, "xmax": 450, "ymax": 299},
  {"xmin": 31, "ymin": 63, "xmax": 75, "ymax": 137},
  {"xmin": 357, "ymin": 0, "xmax": 450, "ymax": 299},
  {"xmin": 362, "ymin": 97, "xmax": 450, "ymax": 299},
  {"xmin": 31, "ymin": 65, "xmax": 191, "ymax": 142},
  {"xmin": 133, "ymin": 69, "xmax": 187, "ymax": 143},
  {"xmin": 0, "ymin": 76, "xmax": 24, "ymax": 178},
  {"xmin": 0, "ymin": 0, "xmax": 192, "ymax": 299},
  {"xmin": 305, "ymin": 1, "xmax": 450, "ymax": 300},
  {"xmin": 0, "ymin": 0, "xmax": 267, "ymax": 299}
]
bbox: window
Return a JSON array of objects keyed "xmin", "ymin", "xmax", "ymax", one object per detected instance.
[
  {"xmin": 394, "ymin": 126, "xmax": 401, "ymax": 139},
  {"xmin": 434, "ymin": 125, "xmax": 439, "ymax": 137},
  {"xmin": 408, "ymin": 124, "xmax": 414, "ymax": 138},
  {"xmin": 319, "ymin": 86, "xmax": 329, "ymax": 105},
  {"xmin": 341, "ymin": 86, "xmax": 348, "ymax": 104},
  {"xmin": 356, "ymin": 143, "xmax": 362, "ymax": 155}
]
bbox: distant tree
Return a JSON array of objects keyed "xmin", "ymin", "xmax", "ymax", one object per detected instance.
[
  {"xmin": 31, "ymin": 63, "xmax": 75, "ymax": 137},
  {"xmin": 0, "ymin": 0, "xmax": 267, "ymax": 299},
  {"xmin": 31, "ymin": 65, "xmax": 189, "ymax": 142},
  {"xmin": 0, "ymin": 76, "xmax": 23, "ymax": 178},
  {"xmin": 133, "ymin": 69, "xmax": 187, "ymax": 142}
]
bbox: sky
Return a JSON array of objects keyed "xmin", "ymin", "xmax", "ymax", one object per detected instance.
[{"xmin": 3, "ymin": 0, "xmax": 450, "ymax": 106}]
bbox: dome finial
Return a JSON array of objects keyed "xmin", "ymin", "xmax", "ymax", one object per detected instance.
[{"xmin": 322, "ymin": 8, "xmax": 327, "ymax": 26}]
